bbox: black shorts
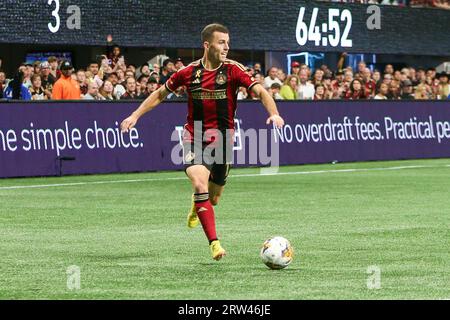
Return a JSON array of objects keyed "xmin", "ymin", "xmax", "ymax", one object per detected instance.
[{"xmin": 183, "ymin": 140, "xmax": 232, "ymax": 186}]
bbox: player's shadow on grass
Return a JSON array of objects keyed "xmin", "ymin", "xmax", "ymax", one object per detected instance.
[
  {"xmin": 198, "ymin": 262, "xmax": 301, "ymax": 272},
  {"xmin": 84, "ymin": 253, "xmax": 152, "ymax": 261}
]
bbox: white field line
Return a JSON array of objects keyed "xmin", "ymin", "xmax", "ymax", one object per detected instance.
[{"xmin": 0, "ymin": 164, "xmax": 446, "ymax": 191}]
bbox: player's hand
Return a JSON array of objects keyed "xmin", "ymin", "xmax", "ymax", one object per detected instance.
[
  {"xmin": 120, "ymin": 115, "xmax": 138, "ymax": 133},
  {"xmin": 266, "ymin": 114, "xmax": 284, "ymax": 129}
]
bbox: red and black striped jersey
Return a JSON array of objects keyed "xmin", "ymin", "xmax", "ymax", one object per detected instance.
[{"xmin": 165, "ymin": 59, "xmax": 257, "ymax": 143}]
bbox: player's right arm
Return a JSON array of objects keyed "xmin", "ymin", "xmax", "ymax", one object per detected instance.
[{"xmin": 120, "ymin": 85, "xmax": 170, "ymax": 133}]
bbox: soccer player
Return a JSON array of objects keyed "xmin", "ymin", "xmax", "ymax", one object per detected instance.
[{"xmin": 121, "ymin": 23, "xmax": 284, "ymax": 260}]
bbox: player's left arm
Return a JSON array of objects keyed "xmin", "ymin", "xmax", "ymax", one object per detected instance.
[{"xmin": 251, "ymin": 84, "xmax": 285, "ymax": 128}]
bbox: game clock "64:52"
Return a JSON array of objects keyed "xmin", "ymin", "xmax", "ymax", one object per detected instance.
[{"xmin": 296, "ymin": 7, "xmax": 353, "ymax": 48}]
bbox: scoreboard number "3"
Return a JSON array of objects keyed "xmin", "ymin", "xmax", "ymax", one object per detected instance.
[
  {"xmin": 47, "ymin": 0, "xmax": 81, "ymax": 33},
  {"xmin": 47, "ymin": 0, "xmax": 60, "ymax": 33}
]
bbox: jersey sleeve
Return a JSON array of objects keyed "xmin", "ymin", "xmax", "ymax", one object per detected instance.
[
  {"xmin": 232, "ymin": 64, "xmax": 258, "ymax": 90},
  {"xmin": 165, "ymin": 67, "xmax": 189, "ymax": 93}
]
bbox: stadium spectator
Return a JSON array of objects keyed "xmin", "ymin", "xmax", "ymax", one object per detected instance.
[
  {"xmin": 390, "ymin": 80, "xmax": 402, "ymax": 99},
  {"xmin": 88, "ymin": 61, "xmax": 100, "ymax": 77},
  {"xmin": 150, "ymin": 71, "xmax": 160, "ymax": 85},
  {"xmin": 331, "ymin": 70, "xmax": 345, "ymax": 94},
  {"xmin": 277, "ymin": 68, "xmax": 287, "ymax": 83},
  {"xmin": 106, "ymin": 72, "xmax": 119, "ymax": 86},
  {"xmin": 237, "ymin": 86, "xmax": 248, "ymax": 100},
  {"xmin": 416, "ymin": 68, "xmax": 426, "ymax": 83},
  {"xmin": 174, "ymin": 58, "xmax": 184, "ymax": 71},
  {"xmin": 280, "ymin": 75, "xmax": 299, "ymax": 100},
  {"xmin": 344, "ymin": 69, "xmax": 354, "ymax": 85},
  {"xmin": 322, "ymin": 74, "xmax": 334, "ymax": 99},
  {"xmin": 372, "ymin": 70, "xmax": 381, "ymax": 85},
  {"xmin": 107, "ymin": 44, "xmax": 125, "ymax": 70},
  {"xmin": 400, "ymin": 68, "xmax": 410, "ymax": 81},
  {"xmin": 374, "ymin": 83, "xmax": 389, "ymax": 100},
  {"xmin": 127, "ymin": 64, "xmax": 137, "ymax": 75},
  {"xmin": 152, "ymin": 63, "xmax": 160, "ymax": 75},
  {"xmin": 312, "ymin": 69, "xmax": 324, "ymax": 86},
  {"xmin": 384, "ymin": 64, "xmax": 394, "ymax": 75},
  {"xmin": 357, "ymin": 61, "xmax": 367, "ymax": 78},
  {"xmin": 22, "ymin": 63, "xmax": 32, "ymax": 89},
  {"xmin": 0, "ymin": 71, "xmax": 6, "ymax": 99},
  {"xmin": 52, "ymin": 61, "xmax": 81, "ymax": 100},
  {"xmin": 268, "ymin": 82, "xmax": 283, "ymax": 100},
  {"xmin": 99, "ymin": 55, "xmax": 113, "ymax": 75},
  {"xmin": 39, "ymin": 64, "xmax": 54, "ymax": 99},
  {"xmin": 409, "ymin": 67, "xmax": 419, "ymax": 86},
  {"xmin": 264, "ymin": 67, "xmax": 282, "ymax": 89},
  {"xmin": 47, "ymin": 56, "xmax": 59, "ymax": 79},
  {"xmin": 314, "ymin": 84, "xmax": 327, "ymax": 100},
  {"xmin": 144, "ymin": 77, "xmax": 159, "ymax": 98},
  {"xmin": 137, "ymin": 63, "xmax": 151, "ymax": 79},
  {"xmin": 137, "ymin": 75, "xmax": 149, "ymax": 93},
  {"xmin": 113, "ymin": 79, "xmax": 126, "ymax": 100},
  {"xmin": 437, "ymin": 72, "xmax": 449, "ymax": 99},
  {"xmin": 290, "ymin": 61, "xmax": 301, "ymax": 76},
  {"xmin": 425, "ymin": 75, "xmax": 438, "ymax": 99},
  {"xmin": 426, "ymin": 67, "xmax": 437, "ymax": 79},
  {"xmin": 125, "ymin": 70, "xmax": 135, "ymax": 80},
  {"xmin": 254, "ymin": 62, "xmax": 263, "ymax": 75},
  {"xmin": 83, "ymin": 81, "xmax": 105, "ymax": 100},
  {"xmin": 159, "ymin": 59, "xmax": 175, "ymax": 84},
  {"xmin": 394, "ymin": 70, "xmax": 403, "ymax": 82},
  {"xmin": 99, "ymin": 80, "xmax": 115, "ymax": 100},
  {"xmin": 414, "ymin": 83, "xmax": 431, "ymax": 99},
  {"xmin": 29, "ymin": 74, "xmax": 47, "ymax": 100},
  {"xmin": 383, "ymin": 73, "xmax": 393, "ymax": 89},
  {"xmin": 4, "ymin": 68, "xmax": 32, "ymax": 100},
  {"xmin": 254, "ymin": 73, "xmax": 265, "ymax": 87},
  {"xmin": 87, "ymin": 61, "xmax": 104, "ymax": 88},
  {"xmin": 32, "ymin": 61, "xmax": 41, "ymax": 77},
  {"xmin": 120, "ymin": 77, "xmax": 138, "ymax": 99},
  {"xmin": 117, "ymin": 68, "xmax": 126, "ymax": 85},
  {"xmin": 297, "ymin": 70, "xmax": 315, "ymax": 100},
  {"xmin": 362, "ymin": 68, "xmax": 376, "ymax": 98},
  {"xmin": 400, "ymin": 80, "xmax": 415, "ymax": 100},
  {"xmin": 76, "ymin": 69, "xmax": 88, "ymax": 97},
  {"xmin": 345, "ymin": 79, "xmax": 367, "ymax": 100}
]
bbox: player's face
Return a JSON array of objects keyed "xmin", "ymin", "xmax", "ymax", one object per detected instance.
[{"xmin": 207, "ymin": 32, "xmax": 230, "ymax": 63}]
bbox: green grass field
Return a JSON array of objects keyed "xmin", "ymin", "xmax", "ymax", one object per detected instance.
[{"xmin": 0, "ymin": 159, "xmax": 449, "ymax": 300}]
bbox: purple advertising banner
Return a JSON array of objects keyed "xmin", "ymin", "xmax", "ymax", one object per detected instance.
[{"xmin": 1, "ymin": 101, "xmax": 450, "ymax": 178}]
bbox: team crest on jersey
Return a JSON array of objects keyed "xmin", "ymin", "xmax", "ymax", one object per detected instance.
[
  {"xmin": 215, "ymin": 73, "xmax": 227, "ymax": 85},
  {"xmin": 185, "ymin": 151, "xmax": 195, "ymax": 162}
]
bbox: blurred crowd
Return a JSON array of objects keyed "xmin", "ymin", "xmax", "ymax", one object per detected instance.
[
  {"xmin": 0, "ymin": 47, "xmax": 449, "ymax": 101},
  {"xmin": 240, "ymin": 54, "xmax": 450, "ymax": 101},
  {"xmin": 0, "ymin": 45, "xmax": 186, "ymax": 102},
  {"xmin": 319, "ymin": 0, "xmax": 450, "ymax": 9}
]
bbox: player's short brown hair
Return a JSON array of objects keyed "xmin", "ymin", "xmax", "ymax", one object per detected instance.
[{"xmin": 201, "ymin": 23, "xmax": 229, "ymax": 42}]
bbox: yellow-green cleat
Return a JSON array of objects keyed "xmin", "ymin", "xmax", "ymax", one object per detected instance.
[
  {"xmin": 187, "ymin": 195, "xmax": 199, "ymax": 228},
  {"xmin": 210, "ymin": 240, "xmax": 226, "ymax": 261}
]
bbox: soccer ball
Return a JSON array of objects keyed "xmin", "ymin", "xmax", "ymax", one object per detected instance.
[{"xmin": 260, "ymin": 236, "xmax": 294, "ymax": 270}]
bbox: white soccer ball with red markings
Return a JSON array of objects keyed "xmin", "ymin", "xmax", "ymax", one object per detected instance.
[{"xmin": 260, "ymin": 236, "xmax": 294, "ymax": 270}]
